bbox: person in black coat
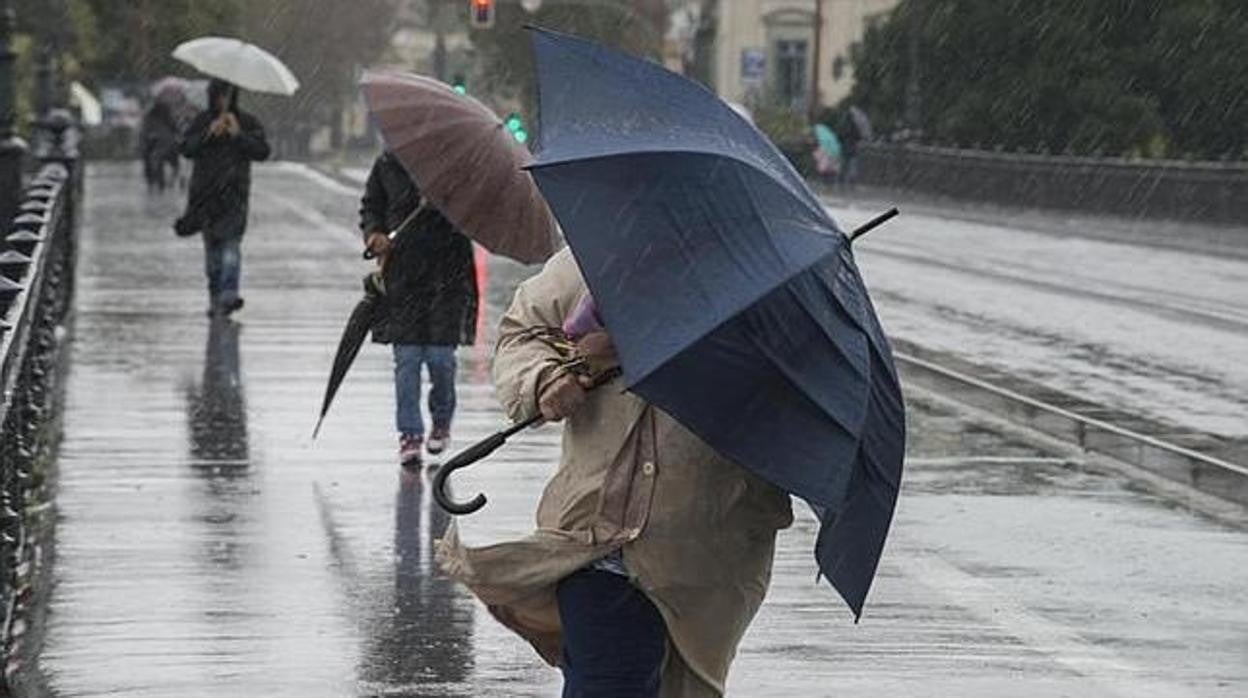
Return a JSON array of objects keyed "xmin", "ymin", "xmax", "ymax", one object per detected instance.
[
  {"xmin": 361, "ymin": 151, "xmax": 478, "ymax": 467},
  {"xmin": 140, "ymin": 101, "xmax": 180, "ymax": 191},
  {"xmin": 180, "ymin": 79, "xmax": 270, "ymax": 316}
]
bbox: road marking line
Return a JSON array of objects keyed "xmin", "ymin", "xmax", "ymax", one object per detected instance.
[
  {"xmin": 906, "ymin": 456, "xmax": 1077, "ymax": 467},
  {"xmin": 270, "ymin": 161, "xmax": 360, "ymax": 197},
  {"xmin": 257, "ymin": 188, "xmax": 362, "ymax": 255},
  {"xmin": 899, "ymin": 551, "xmax": 1196, "ymax": 698}
]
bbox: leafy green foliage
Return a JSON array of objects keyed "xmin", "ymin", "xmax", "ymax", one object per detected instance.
[
  {"xmin": 849, "ymin": 0, "xmax": 1248, "ymax": 159},
  {"xmin": 15, "ymin": 0, "xmax": 399, "ymax": 152}
]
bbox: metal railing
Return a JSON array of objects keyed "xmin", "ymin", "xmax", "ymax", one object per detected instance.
[
  {"xmin": 895, "ymin": 347, "xmax": 1248, "ymax": 507},
  {"xmin": 0, "ymin": 116, "xmax": 79, "ymax": 688},
  {"xmin": 857, "ymin": 142, "xmax": 1248, "ymax": 225}
]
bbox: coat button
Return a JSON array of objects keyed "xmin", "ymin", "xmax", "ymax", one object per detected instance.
[{"xmin": 642, "ymin": 461, "xmax": 655, "ymax": 476}]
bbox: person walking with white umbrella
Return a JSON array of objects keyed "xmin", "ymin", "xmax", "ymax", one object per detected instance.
[
  {"xmin": 171, "ymin": 37, "xmax": 297, "ymax": 316},
  {"xmin": 178, "ymin": 79, "xmax": 270, "ymax": 316}
]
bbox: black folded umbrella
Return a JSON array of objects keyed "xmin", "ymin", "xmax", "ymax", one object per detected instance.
[{"xmin": 313, "ymin": 272, "xmax": 383, "ymax": 438}]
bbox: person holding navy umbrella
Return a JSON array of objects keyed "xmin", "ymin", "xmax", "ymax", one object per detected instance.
[{"xmin": 435, "ymin": 29, "xmax": 904, "ymax": 697}]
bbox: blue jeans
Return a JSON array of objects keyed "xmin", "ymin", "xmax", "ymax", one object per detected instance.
[
  {"xmin": 392, "ymin": 344, "xmax": 457, "ymax": 437},
  {"xmin": 557, "ymin": 569, "xmax": 666, "ymax": 697},
  {"xmin": 203, "ymin": 235, "xmax": 241, "ymax": 309}
]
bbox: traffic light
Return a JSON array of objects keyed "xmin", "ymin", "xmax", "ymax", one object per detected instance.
[
  {"xmin": 451, "ymin": 73, "xmax": 467, "ymax": 95},
  {"xmin": 469, "ymin": 0, "xmax": 495, "ymax": 29},
  {"xmin": 504, "ymin": 112, "xmax": 528, "ymax": 144}
]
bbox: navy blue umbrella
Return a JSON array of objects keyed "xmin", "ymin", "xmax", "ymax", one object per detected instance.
[{"xmin": 526, "ymin": 28, "xmax": 905, "ymax": 620}]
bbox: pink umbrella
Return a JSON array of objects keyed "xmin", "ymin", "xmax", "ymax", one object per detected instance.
[
  {"xmin": 150, "ymin": 76, "xmax": 189, "ymax": 105},
  {"xmin": 360, "ymin": 70, "xmax": 560, "ymax": 265}
]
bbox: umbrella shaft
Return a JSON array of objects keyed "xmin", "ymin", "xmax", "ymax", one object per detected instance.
[{"xmin": 849, "ymin": 208, "xmax": 899, "ymax": 242}]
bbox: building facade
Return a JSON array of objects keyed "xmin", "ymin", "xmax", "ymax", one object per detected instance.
[{"xmin": 707, "ymin": 0, "xmax": 898, "ymax": 111}]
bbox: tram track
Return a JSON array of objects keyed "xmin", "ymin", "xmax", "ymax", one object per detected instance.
[{"xmin": 893, "ymin": 341, "xmax": 1248, "ymax": 508}]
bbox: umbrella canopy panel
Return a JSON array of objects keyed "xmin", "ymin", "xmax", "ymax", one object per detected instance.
[
  {"xmin": 173, "ymin": 37, "xmax": 300, "ymax": 96},
  {"xmin": 530, "ymin": 29, "xmax": 830, "ymax": 228},
  {"xmin": 361, "ymin": 71, "xmax": 560, "ymax": 265},
  {"xmin": 814, "ymin": 123, "xmax": 842, "ymax": 158},
  {"xmin": 70, "ymin": 82, "xmax": 102, "ymax": 126},
  {"xmin": 531, "ymin": 152, "xmax": 843, "ymax": 386}
]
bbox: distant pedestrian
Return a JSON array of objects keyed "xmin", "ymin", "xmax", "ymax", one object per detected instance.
[
  {"xmin": 837, "ymin": 105, "xmax": 873, "ymax": 189},
  {"xmin": 360, "ymin": 151, "xmax": 478, "ymax": 468},
  {"xmin": 179, "ymin": 79, "xmax": 270, "ymax": 317},
  {"xmin": 812, "ymin": 123, "xmax": 842, "ymax": 184},
  {"xmin": 140, "ymin": 101, "xmax": 180, "ymax": 192}
]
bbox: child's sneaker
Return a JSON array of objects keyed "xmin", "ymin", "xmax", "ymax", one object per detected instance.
[
  {"xmin": 427, "ymin": 425, "xmax": 451, "ymax": 455},
  {"xmin": 399, "ymin": 433, "xmax": 423, "ymax": 469}
]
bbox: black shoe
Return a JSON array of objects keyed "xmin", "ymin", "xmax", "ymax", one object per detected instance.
[{"xmin": 224, "ymin": 297, "xmax": 244, "ymax": 315}]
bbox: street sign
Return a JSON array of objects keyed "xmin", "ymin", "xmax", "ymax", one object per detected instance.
[{"xmin": 741, "ymin": 48, "xmax": 765, "ymax": 85}]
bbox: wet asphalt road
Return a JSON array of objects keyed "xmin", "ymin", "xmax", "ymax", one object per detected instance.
[{"xmin": 34, "ymin": 162, "xmax": 1248, "ymax": 697}]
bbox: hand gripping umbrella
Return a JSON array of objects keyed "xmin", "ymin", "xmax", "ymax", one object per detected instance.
[{"xmin": 521, "ymin": 28, "xmax": 905, "ymax": 621}]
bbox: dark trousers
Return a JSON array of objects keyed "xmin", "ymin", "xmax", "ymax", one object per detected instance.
[
  {"xmin": 556, "ymin": 569, "xmax": 666, "ymax": 698},
  {"xmin": 391, "ymin": 344, "xmax": 457, "ymax": 436},
  {"xmin": 203, "ymin": 234, "xmax": 241, "ymax": 310}
]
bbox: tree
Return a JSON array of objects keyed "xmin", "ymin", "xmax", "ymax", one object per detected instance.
[
  {"xmin": 237, "ymin": 0, "xmax": 399, "ymax": 155},
  {"xmin": 70, "ymin": 0, "xmax": 244, "ymax": 84},
  {"xmin": 848, "ymin": 0, "xmax": 1248, "ymax": 159},
  {"xmin": 1149, "ymin": 0, "xmax": 1248, "ymax": 159}
]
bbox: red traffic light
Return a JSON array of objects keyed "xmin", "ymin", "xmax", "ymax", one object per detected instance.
[{"xmin": 470, "ymin": 0, "xmax": 495, "ymax": 28}]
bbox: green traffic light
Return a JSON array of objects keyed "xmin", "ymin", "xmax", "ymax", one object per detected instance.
[
  {"xmin": 453, "ymin": 84, "xmax": 467, "ymax": 95},
  {"xmin": 514, "ymin": 129, "xmax": 528, "ymax": 144},
  {"xmin": 505, "ymin": 114, "xmax": 523, "ymax": 131}
]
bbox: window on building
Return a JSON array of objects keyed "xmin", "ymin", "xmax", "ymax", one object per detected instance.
[
  {"xmin": 763, "ymin": 9, "xmax": 815, "ymax": 110},
  {"xmin": 774, "ymin": 39, "xmax": 809, "ymax": 109}
]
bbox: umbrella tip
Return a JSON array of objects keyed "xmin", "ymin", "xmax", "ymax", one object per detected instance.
[
  {"xmin": 848, "ymin": 207, "xmax": 900, "ymax": 244},
  {"xmin": 312, "ymin": 418, "xmax": 324, "ymax": 441}
]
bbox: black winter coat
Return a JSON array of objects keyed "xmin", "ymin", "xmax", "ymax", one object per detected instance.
[
  {"xmin": 180, "ymin": 108, "xmax": 270, "ymax": 236},
  {"xmin": 141, "ymin": 103, "xmax": 179, "ymax": 159},
  {"xmin": 360, "ymin": 153, "xmax": 478, "ymax": 346}
]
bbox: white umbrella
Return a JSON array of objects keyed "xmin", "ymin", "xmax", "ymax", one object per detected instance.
[
  {"xmin": 172, "ymin": 37, "xmax": 299, "ymax": 96},
  {"xmin": 70, "ymin": 81, "xmax": 102, "ymax": 126}
]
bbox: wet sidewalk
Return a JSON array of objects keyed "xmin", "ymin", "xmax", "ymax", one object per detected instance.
[{"xmin": 34, "ymin": 162, "xmax": 1248, "ymax": 697}]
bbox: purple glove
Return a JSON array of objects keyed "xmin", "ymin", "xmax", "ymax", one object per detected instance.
[{"xmin": 563, "ymin": 293, "xmax": 604, "ymax": 340}]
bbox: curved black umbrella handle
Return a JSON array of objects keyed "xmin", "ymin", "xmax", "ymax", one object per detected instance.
[
  {"xmin": 433, "ymin": 368, "xmax": 621, "ymax": 515},
  {"xmin": 432, "ymin": 415, "xmax": 540, "ymax": 514}
]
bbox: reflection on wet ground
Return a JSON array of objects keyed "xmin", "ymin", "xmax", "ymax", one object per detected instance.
[
  {"xmin": 355, "ymin": 472, "xmax": 474, "ymax": 695},
  {"xmin": 36, "ymin": 164, "xmax": 1248, "ymax": 697},
  {"xmin": 187, "ymin": 318, "xmax": 249, "ymax": 470}
]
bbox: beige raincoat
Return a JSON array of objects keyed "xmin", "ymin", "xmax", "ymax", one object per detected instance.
[{"xmin": 437, "ymin": 249, "xmax": 793, "ymax": 696}]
